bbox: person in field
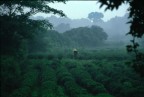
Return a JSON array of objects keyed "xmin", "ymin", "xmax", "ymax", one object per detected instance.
[{"xmin": 73, "ymin": 48, "xmax": 78, "ymax": 59}]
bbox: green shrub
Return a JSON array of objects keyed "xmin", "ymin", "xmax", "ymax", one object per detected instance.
[
  {"xmin": 56, "ymin": 66, "xmax": 88, "ymax": 97},
  {"xmin": 1, "ymin": 56, "xmax": 21, "ymax": 97},
  {"xmin": 70, "ymin": 67, "xmax": 107, "ymax": 95},
  {"xmin": 42, "ymin": 65, "xmax": 56, "ymax": 82},
  {"xmin": 41, "ymin": 81, "xmax": 57, "ymax": 93},
  {"xmin": 95, "ymin": 93, "xmax": 114, "ymax": 97},
  {"xmin": 22, "ymin": 70, "xmax": 38, "ymax": 87},
  {"xmin": 9, "ymin": 86, "xmax": 31, "ymax": 97}
]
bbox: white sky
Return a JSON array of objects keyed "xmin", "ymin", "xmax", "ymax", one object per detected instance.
[{"xmin": 35, "ymin": 1, "xmax": 129, "ymax": 22}]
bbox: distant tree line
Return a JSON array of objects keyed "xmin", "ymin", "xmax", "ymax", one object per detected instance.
[{"xmin": 28, "ymin": 25, "xmax": 108, "ymax": 53}]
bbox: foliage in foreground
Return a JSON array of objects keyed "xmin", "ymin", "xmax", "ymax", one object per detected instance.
[{"xmin": 1, "ymin": 49, "xmax": 144, "ymax": 97}]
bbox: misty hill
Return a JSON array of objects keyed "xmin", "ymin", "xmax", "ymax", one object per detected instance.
[
  {"xmin": 32, "ymin": 13, "xmax": 130, "ymax": 44},
  {"xmin": 46, "ymin": 16, "xmax": 93, "ymax": 28},
  {"xmin": 95, "ymin": 14, "xmax": 130, "ymax": 42},
  {"xmin": 31, "ymin": 15, "xmax": 92, "ymax": 32},
  {"xmin": 54, "ymin": 23, "xmax": 71, "ymax": 33}
]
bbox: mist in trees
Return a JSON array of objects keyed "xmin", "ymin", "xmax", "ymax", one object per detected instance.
[
  {"xmin": 27, "ymin": 25, "xmax": 108, "ymax": 53},
  {"xmin": 54, "ymin": 23, "xmax": 71, "ymax": 33},
  {"xmin": 32, "ymin": 11, "xmax": 130, "ymax": 47},
  {"xmin": 1, "ymin": 1, "xmax": 144, "ymax": 97},
  {"xmin": 63, "ymin": 25, "xmax": 108, "ymax": 47}
]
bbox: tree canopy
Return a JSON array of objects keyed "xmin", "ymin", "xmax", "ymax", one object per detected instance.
[
  {"xmin": 63, "ymin": 26, "xmax": 108, "ymax": 47},
  {"xmin": 0, "ymin": 0, "xmax": 66, "ymax": 55}
]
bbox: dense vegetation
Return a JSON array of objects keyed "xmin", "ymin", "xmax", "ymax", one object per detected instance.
[
  {"xmin": 28, "ymin": 25, "xmax": 108, "ymax": 53},
  {"xmin": 0, "ymin": 0, "xmax": 65, "ymax": 56},
  {"xmin": 1, "ymin": 49, "xmax": 144, "ymax": 97},
  {"xmin": 63, "ymin": 26, "xmax": 108, "ymax": 47},
  {"xmin": 1, "ymin": 0, "xmax": 144, "ymax": 97}
]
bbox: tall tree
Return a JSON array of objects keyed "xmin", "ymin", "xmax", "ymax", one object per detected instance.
[{"xmin": 0, "ymin": 0, "xmax": 66, "ymax": 56}]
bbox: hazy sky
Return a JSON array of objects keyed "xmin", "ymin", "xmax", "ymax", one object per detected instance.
[{"xmin": 35, "ymin": 1, "xmax": 129, "ymax": 22}]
